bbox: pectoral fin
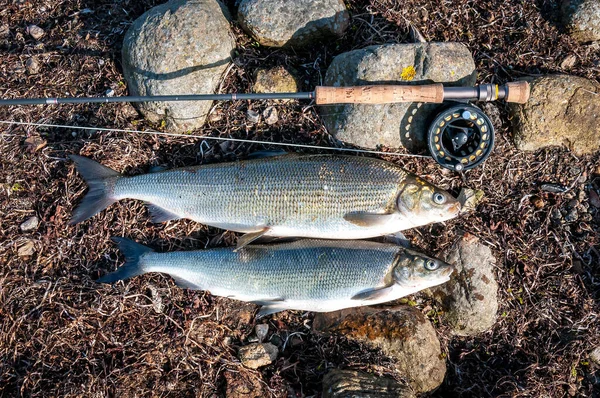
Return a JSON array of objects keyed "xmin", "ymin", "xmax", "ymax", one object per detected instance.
[
  {"xmin": 235, "ymin": 228, "xmax": 270, "ymax": 251},
  {"xmin": 384, "ymin": 231, "xmax": 412, "ymax": 248},
  {"xmin": 344, "ymin": 211, "xmax": 395, "ymax": 227},
  {"xmin": 256, "ymin": 305, "xmax": 286, "ymax": 318},
  {"xmin": 147, "ymin": 204, "xmax": 181, "ymax": 223},
  {"xmin": 351, "ymin": 286, "xmax": 394, "ymax": 301}
]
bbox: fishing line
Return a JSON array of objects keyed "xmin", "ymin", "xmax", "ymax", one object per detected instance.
[{"xmin": 0, "ymin": 119, "xmax": 431, "ymax": 158}]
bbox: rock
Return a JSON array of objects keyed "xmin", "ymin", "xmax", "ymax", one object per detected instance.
[
  {"xmin": 238, "ymin": 0, "xmax": 349, "ymax": 47},
  {"xmin": 560, "ymin": 54, "xmax": 578, "ymax": 69},
  {"xmin": 320, "ymin": 43, "xmax": 476, "ymax": 151},
  {"xmin": 20, "ymin": 216, "xmax": 39, "ymax": 232},
  {"xmin": 322, "ymin": 369, "xmax": 415, "ymax": 398},
  {"xmin": 590, "ymin": 346, "xmax": 600, "ymax": 365},
  {"xmin": 26, "ymin": 24, "xmax": 45, "ymax": 40},
  {"xmin": 238, "ymin": 342, "xmax": 278, "ymax": 369},
  {"xmin": 457, "ymin": 188, "xmax": 484, "ymax": 213},
  {"xmin": 0, "ymin": 25, "xmax": 9, "ymax": 38},
  {"xmin": 263, "ymin": 106, "xmax": 278, "ymax": 125},
  {"xmin": 253, "ymin": 66, "xmax": 299, "ymax": 98},
  {"xmin": 122, "ymin": 0, "xmax": 235, "ymax": 133},
  {"xmin": 246, "ymin": 109, "xmax": 260, "ymax": 124},
  {"xmin": 509, "ymin": 75, "xmax": 600, "ymax": 155},
  {"xmin": 561, "ymin": 0, "xmax": 600, "ymax": 43},
  {"xmin": 430, "ymin": 234, "xmax": 499, "ymax": 336},
  {"xmin": 24, "ymin": 135, "xmax": 46, "ymax": 152},
  {"xmin": 17, "ymin": 240, "xmax": 36, "ymax": 258},
  {"xmin": 254, "ymin": 324, "xmax": 268, "ymax": 343},
  {"xmin": 25, "ymin": 57, "xmax": 40, "ymax": 75},
  {"xmin": 314, "ymin": 306, "xmax": 446, "ymax": 393},
  {"xmin": 224, "ymin": 370, "xmax": 267, "ymax": 397}
]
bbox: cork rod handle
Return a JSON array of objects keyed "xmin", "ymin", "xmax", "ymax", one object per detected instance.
[
  {"xmin": 315, "ymin": 84, "xmax": 445, "ymax": 105},
  {"xmin": 504, "ymin": 81, "xmax": 530, "ymax": 104}
]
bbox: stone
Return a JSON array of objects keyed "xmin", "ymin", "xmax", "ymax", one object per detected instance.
[
  {"xmin": 20, "ymin": 216, "xmax": 39, "ymax": 232},
  {"xmin": 320, "ymin": 43, "xmax": 476, "ymax": 151},
  {"xmin": 238, "ymin": 0, "xmax": 349, "ymax": 47},
  {"xmin": 238, "ymin": 342, "xmax": 278, "ymax": 369},
  {"xmin": 253, "ymin": 66, "xmax": 299, "ymax": 100},
  {"xmin": 254, "ymin": 324, "xmax": 268, "ymax": 343},
  {"xmin": 17, "ymin": 240, "xmax": 35, "ymax": 258},
  {"xmin": 0, "ymin": 25, "xmax": 10, "ymax": 38},
  {"xmin": 561, "ymin": 0, "xmax": 600, "ymax": 43},
  {"xmin": 26, "ymin": 24, "xmax": 44, "ymax": 40},
  {"xmin": 509, "ymin": 75, "xmax": 600, "ymax": 155},
  {"xmin": 590, "ymin": 346, "xmax": 600, "ymax": 365},
  {"xmin": 322, "ymin": 369, "xmax": 415, "ymax": 398},
  {"xmin": 263, "ymin": 106, "xmax": 278, "ymax": 125},
  {"xmin": 25, "ymin": 57, "xmax": 40, "ymax": 75},
  {"xmin": 314, "ymin": 306, "xmax": 446, "ymax": 393},
  {"xmin": 246, "ymin": 109, "xmax": 260, "ymax": 124},
  {"xmin": 122, "ymin": 0, "xmax": 235, "ymax": 133},
  {"xmin": 430, "ymin": 234, "xmax": 499, "ymax": 336},
  {"xmin": 224, "ymin": 370, "xmax": 267, "ymax": 397},
  {"xmin": 457, "ymin": 188, "xmax": 484, "ymax": 213}
]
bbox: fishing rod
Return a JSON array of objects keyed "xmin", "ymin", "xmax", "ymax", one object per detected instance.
[{"xmin": 0, "ymin": 81, "xmax": 530, "ymax": 171}]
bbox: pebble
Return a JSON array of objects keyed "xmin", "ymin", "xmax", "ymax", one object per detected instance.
[
  {"xmin": 255, "ymin": 324, "xmax": 269, "ymax": 343},
  {"xmin": 322, "ymin": 369, "xmax": 415, "ymax": 398},
  {"xmin": 20, "ymin": 216, "xmax": 39, "ymax": 232},
  {"xmin": 26, "ymin": 24, "xmax": 45, "ymax": 40},
  {"xmin": 246, "ymin": 109, "xmax": 260, "ymax": 124},
  {"xmin": 590, "ymin": 346, "xmax": 600, "ymax": 365},
  {"xmin": 457, "ymin": 188, "xmax": 485, "ymax": 213},
  {"xmin": 17, "ymin": 240, "xmax": 36, "ymax": 258},
  {"xmin": 0, "ymin": 24, "xmax": 9, "ymax": 37},
  {"xmin": 560, "ymin": 54, "xmax": 578, "ymax": 69},
  {"xmin": 531, "ymin": 195, "xmax": 545, "ymax": 209},
  {"xmin": 238, "ymin": 342, "xmax": 278, "ymax": 369},
  {"xmin": 263, "ymin": 106, "xmax": 278, "ymax": 125},
  {"xmin": 25, "ymin": 57, "xmax": 40, "ymax": 75},
  {"xmin": 564, "ymin": 208, "xmax": 578, "ymax": 222}
]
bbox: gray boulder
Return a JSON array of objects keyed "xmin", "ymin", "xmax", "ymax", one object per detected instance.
[
  {"xmin": 320, "ymin": 43, "xmax": 476, "ymax": 151},
  {"xmin": 561, "ymin": 0, "xmax": 600, "ymax": 43},
  {"xmin": 509, "ymin": 75, "xmax": 600, "ymax": 155},
  {"xmin": 238, "ymin": 0, "xmax": 349, "ymax": 47},
  {"xmin": 314, "ymin": 306, "xmax": 446, "ymax": 393},
  {"xmin": 122, "ymin": 0, "xmax": 235, "ymax": 132},
  {"xmin": 322, "ymin": 369, "xmax": 415, "ymax": 398},
  {"xmin": 430, "ymin": 234, "xmax": 499, "ymax": 336}
]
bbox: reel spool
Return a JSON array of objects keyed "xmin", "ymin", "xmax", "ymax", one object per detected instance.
[{"xmin": 427, "ymin": 104, "xmax": 494, "ymax": 171}]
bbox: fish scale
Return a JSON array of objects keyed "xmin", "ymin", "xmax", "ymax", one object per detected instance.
[
  {"xmin": 99, "ymin": 238, "xmax": 454, "ymax": 315},
  {"xmin": 69, "ymin": 153, "xmax": 460, "ymax": 240},
  {"xmin": 144, "ymin": 242, "xmax": 397, "ymax": 300},
  {"xmin": 113, "ymin": 154, "xmax": 406, "ymax": 235}
]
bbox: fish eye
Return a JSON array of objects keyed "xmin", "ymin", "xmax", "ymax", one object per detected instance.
[
  {"xmin": 424, "ymin": 259, "xmax": 439, "ymax": 271},
  {"xmin": 432, "ymin": 192, "xmax": 446, "ymax": 205}
]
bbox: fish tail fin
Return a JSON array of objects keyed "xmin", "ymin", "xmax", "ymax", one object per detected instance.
[
  {"xmin": 69, "ymin": 155, "xmax": 121, "ymax": 224},
  {"xmin": 97, "ymin": 237, "xmax": 154, "ymax": 284}
]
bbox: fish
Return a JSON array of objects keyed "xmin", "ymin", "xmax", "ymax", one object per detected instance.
[
  {"xmin": 99, "ymin": 238, "xmax": 454, "ymax": 317},
  {"xmin": 69, "ymin": 153, "xmax": 461, "ymax": 248}
]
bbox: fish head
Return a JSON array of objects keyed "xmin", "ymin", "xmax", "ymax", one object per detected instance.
[
  {"xmin": 392, "ymin": 249, "xmax": 454, "ymax": 289},
  {"xmin": 395, "ymin": 176, "xmax": 461, "ymax": 225}
]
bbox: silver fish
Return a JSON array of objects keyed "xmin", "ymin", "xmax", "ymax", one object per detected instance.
[
  {"xmin": 99, "ymin": 238, "xmax": 454, "ymax": 317},
  {"xmin": 70, "ymin": 154, "xmax": 461, "ymax": 247}
]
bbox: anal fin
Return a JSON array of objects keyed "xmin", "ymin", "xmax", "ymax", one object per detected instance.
[
  {"xmin": 256, "ymin": 305, "xmax": 286, "ymax": 318},
  {"xmin": 344, "ymin": 211, "xmax": 394, "ymax": 227},
  {"xmin": 171, "ymin": 275, "xmax": 202, "ymax": 290},
  {"xmin": 147, "ymin": 204, "xmax": 181, "ymax": 223},
  {"xmin": 235, "ymin": 228, "xmax": 270, "ymax": 251}
]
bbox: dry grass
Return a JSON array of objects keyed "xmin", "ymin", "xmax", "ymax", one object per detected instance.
[{"xmin": 1, "ymin": 0, "xmax": 599, "ymax": 396}]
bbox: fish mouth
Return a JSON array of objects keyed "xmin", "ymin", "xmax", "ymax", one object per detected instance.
[
  {"xmin": 442, "ymin": 266, "xmax": 455, "ymax": 277},
  {"xmin": 449, "ymin": 201, "xmax": 462, "ymax": 215}
]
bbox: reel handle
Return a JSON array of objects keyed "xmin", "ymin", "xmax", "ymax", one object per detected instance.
[
  {"xmin": 504, "ymin": 81, "xmax": 530, "ymax": 104},
  {"xmin": 314, "ymin": 81, "xmax": 530, "ymax": 105},
  {"xmin": 315, "ymin": 84, "xmax": 444, "ymax": 105}
]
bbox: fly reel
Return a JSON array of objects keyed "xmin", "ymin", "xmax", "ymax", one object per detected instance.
[{"xmin": 427, "ymin": 104, "xmax": 494, "ymax": 171}]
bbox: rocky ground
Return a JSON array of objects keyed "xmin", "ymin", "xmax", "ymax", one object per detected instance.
[{"xmin": 1, "ymin": 0, "xmax": 599, "ymax": 397}]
